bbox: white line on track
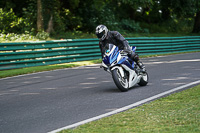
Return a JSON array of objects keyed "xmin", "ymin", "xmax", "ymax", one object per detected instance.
[{"xmin": 48, "ymin": 80, "xmax": 200, "ymax": 133}]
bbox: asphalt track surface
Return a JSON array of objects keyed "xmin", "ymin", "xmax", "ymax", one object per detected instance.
[{"xmin": 0, "ymin": 52, "xmax": 200, "ymax": 133}]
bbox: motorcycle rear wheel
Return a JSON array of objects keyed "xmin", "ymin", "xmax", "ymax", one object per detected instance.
[
  {"xmin": 138, "ymin": 72, "xmax": 149, "ymax": 86},
  {"xmin": 112, "ymin": 69, "xmax": 129, "ymax": 92}
]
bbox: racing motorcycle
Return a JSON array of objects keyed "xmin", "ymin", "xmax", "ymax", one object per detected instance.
[{"xmin": 101, "ymin": 44, "xmax": 148, "ymax": 92}]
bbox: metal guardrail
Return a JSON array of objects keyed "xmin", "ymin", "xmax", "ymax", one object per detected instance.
[{"xmin": 0, "ymin": 36, "xmax": 200, "ymax": 70}]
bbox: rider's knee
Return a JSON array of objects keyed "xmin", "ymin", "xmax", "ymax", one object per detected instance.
[{"xmin": 128, "ymin": 52, "xmax": 139, "ymax": 62}]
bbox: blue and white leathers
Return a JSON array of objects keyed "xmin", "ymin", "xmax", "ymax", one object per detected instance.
[{"xmin": 101, "ymin": 44, "xmax": 148, "ymax": 92}]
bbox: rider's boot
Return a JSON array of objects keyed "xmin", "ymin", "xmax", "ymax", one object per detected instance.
[
  {"xmin": 128, "ymin": 52, "xmax": 146, "ymax": 72},
  {"xmin": 137, "ymin": 61, "xmax": 146, "ymax": 72}
]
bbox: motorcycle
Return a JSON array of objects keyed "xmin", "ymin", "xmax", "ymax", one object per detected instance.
[{"xmin": 101, "ymin": 44, "xmax": 148, "ymax": 92}]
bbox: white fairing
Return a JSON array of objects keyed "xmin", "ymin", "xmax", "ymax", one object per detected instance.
[
  {"xmin": 111, "ymin": 66, "xmax": 124, "ymax": 77},
  {"xmin": 117, "ymin": 53, "xmax": 122, "ymax": 63},
  {"xmin": 121, "ymin": 64, "xmax": 142, "ymax": 88}
]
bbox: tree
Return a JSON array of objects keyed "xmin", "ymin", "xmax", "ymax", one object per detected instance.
[
  {"xmin": 1, "ymin": 0, "xmax": 200, "ymax": 34},
  {"xmin": 37, "ymin": 0, "xmax": 44, "ymax": 31},
  {"xmin": 192, "ymin": 0, "xmax": 200, "ymax": 33},
  {"xmin": 193, "ymin": 11, "xmax": 200, "ymax": 33},
  {"xmin": 159, "ymin": 0, "xmax": 171, "ymax": 21}
]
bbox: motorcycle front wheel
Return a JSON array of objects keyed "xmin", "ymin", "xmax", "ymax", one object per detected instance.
[{"xmin": 112, "ymin": 68, "xmax": 129, "ymax": 92}]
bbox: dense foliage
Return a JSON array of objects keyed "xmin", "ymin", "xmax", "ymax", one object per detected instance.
[{"xmin": 0, "ymin": 0, "xmax": 199, "ymax": 41}]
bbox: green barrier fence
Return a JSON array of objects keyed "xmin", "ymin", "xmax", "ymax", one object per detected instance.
[{"xmin": 0, "ymin": 36, "xmax": 200, "ymax": 70}]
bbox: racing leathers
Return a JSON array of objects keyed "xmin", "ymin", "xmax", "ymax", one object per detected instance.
[{"xmin": 99, "ymin": 31, "xmax": 145, "ymax": 71}]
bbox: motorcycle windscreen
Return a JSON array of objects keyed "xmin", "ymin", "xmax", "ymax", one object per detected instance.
[
  {"xmin": 103, "ymin": 46, "xmax": 119, "ymax": 65},
  {"xmin": 132, "ymin": 46, "xmax": 136, "ymax": 52}
]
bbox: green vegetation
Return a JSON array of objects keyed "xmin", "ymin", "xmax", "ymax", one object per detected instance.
[
  {"xmin": 61, "ymin": 84, "xmax": 200, "ymax": 133},
  {"xmin": 1, "ymin": 32, "xmax": 200, "ymax": 43},
  {"xmin": 0, "ymin": 0, "xmax": 200, "ymax": 42}
]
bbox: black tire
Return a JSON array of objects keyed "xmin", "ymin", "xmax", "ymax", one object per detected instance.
[
  {"xmin": 138, "ymin": 72, "xmax": 149, "ymax": 86},
  {"xmin": 112, "ymin": 69, "xmax": 129, "ymax": 92}
]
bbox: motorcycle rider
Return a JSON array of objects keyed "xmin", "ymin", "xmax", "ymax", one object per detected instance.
[{"xmin": 95, "ymin": 24, "xmax": 146, "ymax": 72}]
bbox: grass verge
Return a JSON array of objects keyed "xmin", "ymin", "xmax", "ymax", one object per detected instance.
[
  {"xmin": 61, "ymin": 84, "xmax": 200, "ymax": 133},
  {"xmin": 0, "ymin": 59, "xmax": 102, "ymax": 79},
  {"xmin": 1, "ymin": 51, "xmax": 200, "ymax": 79}
]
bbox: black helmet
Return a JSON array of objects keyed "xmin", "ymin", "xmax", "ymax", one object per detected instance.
[{"xmin": 95, "ymin": 25, "xmax": 108, "ymax": 41}]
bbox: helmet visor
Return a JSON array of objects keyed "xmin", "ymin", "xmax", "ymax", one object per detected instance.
[{"xmin": 96, "ymin": 30, "xmax": 105, "ymax": 39}]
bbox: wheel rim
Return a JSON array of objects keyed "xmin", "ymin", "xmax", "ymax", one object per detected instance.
[{"xmin": 116, "ymin": 70, "xmax": 128, "ymax": 88}]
